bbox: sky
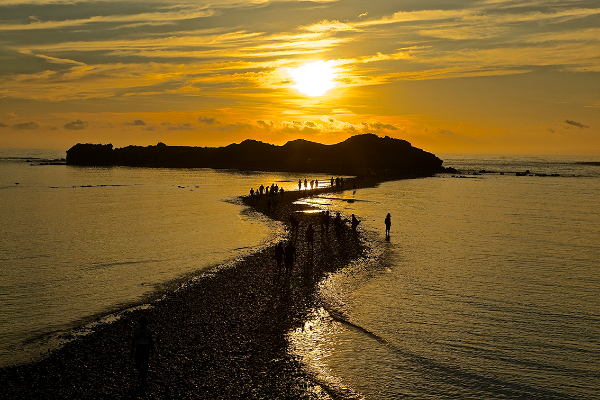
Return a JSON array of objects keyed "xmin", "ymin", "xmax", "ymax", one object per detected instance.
[{"xmin": 1, "ymin": 0, "xmax": 599, "ymax": 155}]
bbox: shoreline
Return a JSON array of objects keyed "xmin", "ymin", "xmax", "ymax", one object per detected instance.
[{"xmin": 0, "ymin": 174, "xmax": 414, "ymax": 399}]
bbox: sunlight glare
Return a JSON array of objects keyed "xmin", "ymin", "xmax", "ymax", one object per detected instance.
[{"xmin": 289, "ymin": 60, "xmax": 337, "ymax": 97}]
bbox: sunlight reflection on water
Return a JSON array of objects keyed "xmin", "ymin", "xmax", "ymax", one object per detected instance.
[{"xmin": 290, "ymin": 157, "xmax": 600, "ymax": 399}]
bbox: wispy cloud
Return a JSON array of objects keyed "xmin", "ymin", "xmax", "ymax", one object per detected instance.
[
  {"xmin": 64, "ymin": 119, "xmax": 89, "ymax": 130},
  {"xmin": 124, "ymin": 120, "xmax": 147, "ymax": 126},
  {"xmin": 565, "ymin": 119, "xmax": 589, "ymax": 129},
  {"xmin": 12, "ymin": 121, "xmax": 39, "ymax": 129},
  {"xmin": 0, "ymin": 6, "xmax": 214, "ymax": 31}
]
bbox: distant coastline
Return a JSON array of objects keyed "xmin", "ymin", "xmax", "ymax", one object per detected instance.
[{"xmin": 66, "ymin": 133, "xmax": 454, "ymax": 177}]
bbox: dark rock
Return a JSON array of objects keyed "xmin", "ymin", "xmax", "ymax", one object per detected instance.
[{"xmin": 66, "ymin": 134, "xmax": 449, "ymax": 176}]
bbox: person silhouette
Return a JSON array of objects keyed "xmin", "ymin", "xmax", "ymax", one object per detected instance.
[
  {"xmin": 284, "ymin": 241, "xmax": 296, "ymax": 276},
  {"xmin": 319, "ymin": 211, "xmax": 327, "ymax": 232},
  {"xmin": 305, "ymin": 224, "xmax": 315, "ymax": 251},
  {"xmin": 131, "ymin": 316, "xmax": 155, "ymax": 391},
  {"xmin": 351, "ymin": 214, "xmax": 360, "ymax": 232},
  {"xmin": 274, "ymin": 242, "xmax": 284, "ymax": 277},
  {"xmin": 334, "ymin": 212, "xmax": 343, "ymax": 236},
  {"xmin": 385, "ymin": 213, "xmax": 391, "ymax": 238},
  {"xmin": 290, "ymin": 214, "xmax": 300, "ymax": 235}
]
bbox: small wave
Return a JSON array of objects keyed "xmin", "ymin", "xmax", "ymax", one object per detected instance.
[
  {"xmin": 320, "ymin": 303, "xmax": 578, "ymax": 399},
  {"xmin": 84, "ymin": 259, "xmax": 161, "ymax": 270}
]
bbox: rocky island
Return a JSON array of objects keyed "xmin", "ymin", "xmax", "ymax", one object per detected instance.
[{"xmin": 66, "ymin": 133, "xmax": 451, "ymax": 177}]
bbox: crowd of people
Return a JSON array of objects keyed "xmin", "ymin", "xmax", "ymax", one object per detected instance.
[
  {"xmin": 130, "ymin": 182, "xmax": 393, "ymax": 394},
  {"xmin": 271, "ymin": 210, "xmax": 392, "ymax": 280},
  {"xmin": 295, "ymin": 176, "xmax": 349, "ymax": 191}
]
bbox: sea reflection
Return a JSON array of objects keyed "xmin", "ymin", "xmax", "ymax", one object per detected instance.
[
  {"xmin": 287, "ymin": 307, "xmax": 363, "ymax": 399},
  {"xmin": 289, "ymin": 159, "xmax": 600, "ymax": 399}
]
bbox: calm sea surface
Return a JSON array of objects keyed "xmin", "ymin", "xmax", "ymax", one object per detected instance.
[
  {"xmin": 291, "ymin": 155, "xmax": 600, "ymax": 399},
  {"xmin": 2, "ymin": 150, "xmax": 599, "ymax": 399},
  {"xmin": 0, "ymin": 149, "xmax": 323, "ymax": 367}
]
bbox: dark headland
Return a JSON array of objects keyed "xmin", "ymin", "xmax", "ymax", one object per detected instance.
[
  {"xmin": 66, "ymin": 133, "xmax": 452, "ymax": 177},
  {"xmin": 1, "ymin": 134, "xmax": 452, "ymax": 399}
]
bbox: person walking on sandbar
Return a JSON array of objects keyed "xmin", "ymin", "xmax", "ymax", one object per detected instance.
[
  {"xmin": 351, "ymin": 214, "xmax": 360, "ymax": 232},
  {"xmin": 274, "ymin": 242, "xmax": 284, "ymax": 278},
  {"xmin": 385, "ymin": 213, "xmax": 391, "ymax": 238},
  {"xmin": 131, "ymin": 316, "xmax": 155, "ymax": 392},
  {"xmin": 305, "ymin": 224, "xmax": 315, "ymax": 251},
  {"xmin": 284, "ymin": 241, "xmax": 296, "ymax": 277}
]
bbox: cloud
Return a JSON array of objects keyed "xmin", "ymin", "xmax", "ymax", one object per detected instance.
[
  {"xmin": 64, "ymin": 119, "xmax": 89, "ymax": 130},
  {"xmin": 565, "ymin": 119, "xmax": 589, "ymax": 128},
  {"xmin": 164, "ymin": 122, "xmax": 195, "ymax": 131},
  {"xmin": 439, "ymin": 129, "xmax": 456, "ymax": 135},
  {"xmin": 257, "ymin": 120, "xmax": 275, "ymax": 129},
  {"xmin": 124, "ymin": 119, "xmax": 147, "ymax": 126},
  {"xmin": 0, "ymin": 123, "xmax": 8, "ymax": 128},
  {"xmin": 302, "ymin": 20, "xmax": 357, "ymax": 33},
  {"xmin": 361, "ymin": 121, "xmax": 398, "ymax": 132},
  {"xmin": 281, "ymin": 120, "xmax": 321, "ymax": 134},
  {"xmin": 198, "ymin": 116, "xmax": 217, "ymax": 124},
  {"xmin": 217, "ymin": 121, "xmax": 254, "ymax": 132},
  {"xmin": 12, "ymin": 122, "xmax": 39, "ymax": 130},
  {"xmin": 0, "ymin": 6, "xmax": 214, "ymax": 31},
  {"xmin": 332, "ymin": 108, "xmax": 355, "ymax": 115}
]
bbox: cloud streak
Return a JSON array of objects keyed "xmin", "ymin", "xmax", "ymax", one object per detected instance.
[
  {"xmin": 64, "ymin": 120, "xmax": 89, "ymax": 130},
  {"xmin": 565, "ymin": 119, "xmax": 589, "ymax": 129}
]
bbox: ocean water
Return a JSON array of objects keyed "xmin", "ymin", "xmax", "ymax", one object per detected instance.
[
  {"xmin": 0, "ymin": 149, "xmax": 330, "ymax": 367},
  {"xmin": 290, "ymin": 155, "xmax": 600, "ymax": 399},
  {"xmin": 2, "ymin": 150, "xmax": 599, "ymax": 399}
]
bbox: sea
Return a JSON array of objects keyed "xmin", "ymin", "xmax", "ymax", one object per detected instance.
[{"xmin": 1, "ymin": 149, "xmax": 599, "ymax": 399}]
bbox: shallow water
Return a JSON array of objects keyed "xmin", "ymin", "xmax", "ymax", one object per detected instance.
[
  {"xmin": 0, "ymin": 149, "xmax": 331, "ymax": 367},
  {"xmin": 291, "ymin": 155, "xmax": 600, "ymax": 399}
]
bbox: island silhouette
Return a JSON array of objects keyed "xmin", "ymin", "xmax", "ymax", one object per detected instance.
[{"xmin": 66, "ymin": 133, "xmax": 451, "ymax": 176}]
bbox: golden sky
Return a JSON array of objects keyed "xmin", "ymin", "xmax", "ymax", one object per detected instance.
[{"xmin": 1, "ymin": 0, "xmax": 599, "ymax": 155}]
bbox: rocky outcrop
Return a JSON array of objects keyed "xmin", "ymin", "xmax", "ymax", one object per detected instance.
[{"xmin": 66, "ymin": 134, "xmax": 449, "ymax": 176}]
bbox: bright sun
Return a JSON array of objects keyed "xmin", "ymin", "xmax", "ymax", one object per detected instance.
[{"xmin": 289, "ymin": 60, "xmax": 337, "ymax": 96}]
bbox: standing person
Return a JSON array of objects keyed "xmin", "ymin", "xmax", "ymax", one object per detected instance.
[
  {"xmin": 284, "ymin": 241, "xmax": 296, "ymax": 277},
  {"xmin": 298, "ymin": 179, "xmax": 302, "ymax": 191},
  {"xmin": 334, "ymin": 212, "xmax": 343, "ymax": 236},
  {"xmin": 385, "ymin": 213, "xmax": 391, "ymax": 238},
  {"xmin": 131, "ymin": 316, "xmax": 155, "ymax": 390},
  {"xmin": 319, "ymin": 211, "xmax": 327, "ymax": 232},
  {"xmin": 274, "ymin": 242, "xmax": 284, "ymax": 277},
  {"xmin": 351, "ymin": 214, "xmax": 360, "ymax": 232},
  {"xmin": 305, "ymin": 224, "xmax": 315, "ymax": 251}
]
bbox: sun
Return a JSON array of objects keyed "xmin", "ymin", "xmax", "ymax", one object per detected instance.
[{"xmin": 289, "ymin": 60, "xmax": 337, "ymax": 96}]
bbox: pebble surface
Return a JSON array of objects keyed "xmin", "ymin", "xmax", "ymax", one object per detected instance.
[{"xmin": 0, "ymin": 177, "xmax": 386, "ymax": 400}]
